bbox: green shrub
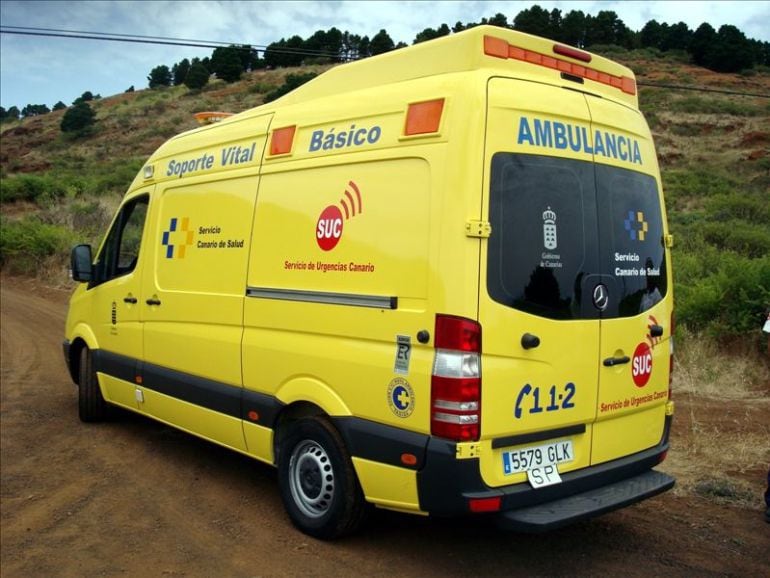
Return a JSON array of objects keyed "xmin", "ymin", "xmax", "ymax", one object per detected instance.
[
  {"xmin": 0, "ymin": 216, "xmax": 76, "ymax": 273},
  {"xmin": 0, "ymin": 174, "xmax": 68, "ymax": 203},
  {"xmin": 668, "ymin": 95, "xmax": 763, "ymax": 116},
  {"xmin": 248, "ymin": 82, "xmax": 275, "ymax": 94},
  {"xmin": 669, "ymin": 123, "xmax": 703, "ymax": 137},
  {"xmin": 662, "ymin": 168, "xmax": 739, "ymax": 202},
  {"xmin": 676, "ymin": 251, "xmax": 770, "ymax": 337},
  {"xmin": 0, "ymin": 159, "xmax": 143, "ymax": 205},
  {"xmin": 705, "ymin": 192, "xmax": 770, "ymax": 224},
  {"xmin": 264, "ymin": 73, "xmax": 318, "ymax": 103},
  {"xmin": 60, "ymin": 102, "xmax": 96, "ymax": 134},
  {"xmin": 700, "ymin": 221, "xmax": 770, "ymax": 258}
]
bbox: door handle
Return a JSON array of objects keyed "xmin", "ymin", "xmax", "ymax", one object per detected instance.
[
  {"xmin": 649, "ymin": 324, "xmax": 664, "ymax": 337},
  {"xmin": 603, "ymin": 356, "xmax": 630, "ymax": 367},
  {"xmin": 146, "ymin": 298, "xmax": 161, "ymax": 306},
  {"xmin": 123, "ymin": 295, "xmax": 138, "ymax": 304},
  {"xmin": 521, "ymin": 333, "xmax": 541, "ymax": 350}
]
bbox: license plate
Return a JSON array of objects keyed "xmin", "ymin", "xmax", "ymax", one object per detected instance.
[{"xmin": 502, "ymin": 439, "xmax": 574, "ymax": 478}]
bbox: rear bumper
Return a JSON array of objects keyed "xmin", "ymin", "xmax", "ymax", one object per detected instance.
[
  {"xmin": 416, "ymin": 415, "xmax": 673, "ymax": 529},
  {"xmin": 497, "ymin": 469, "xmax": 674, "ymax": 532}
]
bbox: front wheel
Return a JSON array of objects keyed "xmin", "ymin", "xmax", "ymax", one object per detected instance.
[
  {"xmin": 277, "ymin": 417, "xmax": 367, "ymax": 539},
  {"xmin": 78, "ymin": 347, "xmax": 109, "ymax": 422}
]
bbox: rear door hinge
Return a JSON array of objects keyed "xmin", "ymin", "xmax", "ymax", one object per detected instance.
[
  {"xmin": 456, "ymin": 442, "xmax": 481, "ymax": 459},
  {"xmin": 465, "ymin": 220, "xmax": 491, "ymax": 238},
  {"xmin": 665, "ymin": 234, "xmax": 674, "ymax": 248}
]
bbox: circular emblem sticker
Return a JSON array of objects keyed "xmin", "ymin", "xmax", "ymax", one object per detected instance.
[
  {"xmin": 387, "ymin": 377, "xmax": 414, "ymax": 418},
  {"xmin": 316, "ymin": 205, "xmax": 343, "ymax": 251},
  {"xmin": 632, "ymin": 342, "xmax": 653, "ymax": 387}
]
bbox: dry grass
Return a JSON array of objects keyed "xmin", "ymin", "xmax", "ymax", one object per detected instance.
[
  {"xmin": 664, "ymin": 330, "xmax": 770, "ymax": 507},
  {"xmin": 674, "ymin": 329, "xmax": 770, "ymax": 398}
]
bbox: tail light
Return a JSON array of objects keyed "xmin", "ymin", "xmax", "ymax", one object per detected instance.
[{"xmin": 431, "ymin": 315, "xmax": 481, "ymax": 441}]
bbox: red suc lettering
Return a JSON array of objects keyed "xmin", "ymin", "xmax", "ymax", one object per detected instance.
[{"xmin": 316, "ymin": 205, "xmax": 344, "ymax": 251}]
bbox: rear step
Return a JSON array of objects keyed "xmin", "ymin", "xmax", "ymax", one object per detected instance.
[{"xmin": 497, "ymin": 470, "xmax": 674, "ymax": 532}]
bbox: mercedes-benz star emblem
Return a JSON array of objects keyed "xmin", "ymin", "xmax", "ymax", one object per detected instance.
[{"xmin": 593, "ymin": 284, "xmax": 609, "ymax": 311}]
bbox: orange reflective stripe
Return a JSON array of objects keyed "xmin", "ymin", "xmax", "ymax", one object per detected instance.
[{"xmin": 483, "ymin": 35, "xmax": 637, "ymax": 96}]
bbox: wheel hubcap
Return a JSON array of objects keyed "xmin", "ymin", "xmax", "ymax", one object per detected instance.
[{"xmin": 289, "ymin": 440, "xmax": 335, "ymax": 518}]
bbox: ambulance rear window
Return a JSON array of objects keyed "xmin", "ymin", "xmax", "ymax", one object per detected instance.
[
  {"xmin": 487, "ymin": 153, "xmax": 667, "ymax": 320},
  {"xmin": 487, "ymin": 153, "xmax": 596, "ymax": 320},
  {"xmin": 596, "ymin": 164, "xmax": 667, "ymax": 317}
]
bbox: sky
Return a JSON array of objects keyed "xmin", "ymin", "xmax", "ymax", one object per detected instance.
[{"xmin": 2, "ymin": 0, "xmax": 769, "ymax": 109}]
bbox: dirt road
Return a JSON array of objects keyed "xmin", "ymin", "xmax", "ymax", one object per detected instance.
[{"xmin": 1, "ymin": 277, "xmax": 768, "ymax": 577}]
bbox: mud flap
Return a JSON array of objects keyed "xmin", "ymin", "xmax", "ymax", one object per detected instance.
[{"xmin": 497, "ymin": 470, "xmax": 674, "ymax": 532}]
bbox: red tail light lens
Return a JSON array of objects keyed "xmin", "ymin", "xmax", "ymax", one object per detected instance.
[
  {"xmin": 435, "ymin": 314, "xmax": 481, "ymax": 351},
  {"xmin": 431, "ymin": 315, "xmax": 481, "ymax": 441}
]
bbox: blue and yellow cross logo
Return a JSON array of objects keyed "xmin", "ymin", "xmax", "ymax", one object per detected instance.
[
  {"xmin": 387, "ymin": 377, "xmax": 414, "ymax": 418},
  {"xmin": 624, "ymin": 210, "xmax": 648, "ymax": 241},
  {"xmin": 161, "ymin": 217, "xmax": 194, "ymax": 259},
  {"xmin": 393, "ymin": 385, "xmax": 411, "ymax": 411}
]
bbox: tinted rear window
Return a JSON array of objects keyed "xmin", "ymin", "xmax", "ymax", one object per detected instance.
[
  {"xmin": 487, "ymin": 153, "xmax": 666, "ymax": 320},
  {"xmin": 596, "ymin": 163, "xmax": 667, "ymax": 317}
]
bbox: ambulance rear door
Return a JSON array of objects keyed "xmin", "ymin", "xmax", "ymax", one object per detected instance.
[
  {"xmin": 586, "ymin": 95, "xmax": 672, "ymax": 465},
  {"xmin": 477, "ymin": 77, "xmax": 601, "ymax": 489}
]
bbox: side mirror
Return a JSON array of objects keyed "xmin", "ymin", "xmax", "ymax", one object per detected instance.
[{"xmin": 71, "ymin": 244, "xmax": 93, "ymax": 283}]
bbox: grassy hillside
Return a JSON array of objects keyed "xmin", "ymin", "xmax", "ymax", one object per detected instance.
[{"xmin": 1, "ymin": 51, "xmax": 768, "ymax": 344}]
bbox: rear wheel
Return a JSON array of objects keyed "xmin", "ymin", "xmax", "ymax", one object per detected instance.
[
  {"xmin": 278, "ymin": 417, "xmax": 367, "ymax": 539},
  {"xmin": 78, "ymin": 347, "xmax": 108, "ymax": 422}
]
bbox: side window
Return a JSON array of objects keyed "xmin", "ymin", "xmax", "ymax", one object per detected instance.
[{"xmin": 92, "ymin": 196, "xmax": 149, "ymax": 286}]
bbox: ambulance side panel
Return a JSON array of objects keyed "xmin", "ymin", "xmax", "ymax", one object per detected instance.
[
  {"xmin": 241, "ymin": 76, "xmax": 486, "ymax": 508},
  {"xmin": 136, "ymin": 115, "xmax": 271, "ymax": 452}
]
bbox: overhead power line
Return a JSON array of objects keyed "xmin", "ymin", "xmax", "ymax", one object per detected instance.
[
  {"xmin": 2, "ymin": 24, "xmax": 238, "ymax": 46},
  {"xmin": 637, "ymin": 81, "xmax": 769, "ymax": 99},
  {"xmin": 0, "ymin": 25, "xmax": 346, "ymax": 59}
]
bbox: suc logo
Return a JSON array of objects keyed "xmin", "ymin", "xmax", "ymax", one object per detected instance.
[
  {"xmin": 632, "ymin": 342, "xmax": 653, "ymax": 387},
  {"xmin": 315, "ymin": 180, "xmax": 362, "ymax": 251}
]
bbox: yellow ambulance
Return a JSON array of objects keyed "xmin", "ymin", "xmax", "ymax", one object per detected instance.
[{"xmin": 64, "ymin": 25, "xmax": 675, "ymax": 539}]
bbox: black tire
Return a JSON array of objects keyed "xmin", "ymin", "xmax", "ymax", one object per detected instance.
[
  {"xmin": 78, "ymin": 347, "xmax": 109, "ymax": 422},
  {"xmin": 277, "ymin": 416, "xmax": 367, "ymax": 539}
]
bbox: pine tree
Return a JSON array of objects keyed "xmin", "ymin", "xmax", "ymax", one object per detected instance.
[
  {"xmin": 184, "ymin": 61, "xmax": 210, "ymax": 90},
  {"xmin": 172, "ymin": 58, "xmax": 191, "ymax": 85},
  {"xmin": 370, "ymin": 29, "xmax": 395, "ymax": 55},
  {"xmin": 147, "ymin": 65, "xmax": 172, "ymax": 88},
  {"xmin": 210, "ymin": 46, "xmax": 243, "ymax": 83}
]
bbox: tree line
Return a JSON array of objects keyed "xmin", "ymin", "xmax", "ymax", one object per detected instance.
[
  {"xmin": 2, "ymin": 4, "xmax": 768, "ymax": 121},
  {"xmin": 146, "ymin": 10, "xmax": 767, "ymax": 92},
  {"xmin": 144, "ymin": 27, "xmax": 405, "ymax": 92}
]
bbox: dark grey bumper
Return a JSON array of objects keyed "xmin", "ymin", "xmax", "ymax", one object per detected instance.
[{"xmin": 496, "ymin": 469, "xmax": 675, "ymax": 532}]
